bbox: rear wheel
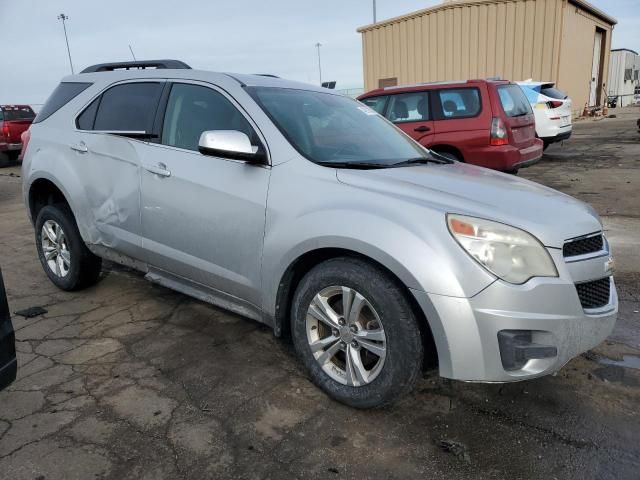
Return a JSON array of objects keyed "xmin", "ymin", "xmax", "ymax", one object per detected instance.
[
  {"xmin": 291, "ymin": 257, "xmax": 423, "ymax": 408},
  {"xmin": 35, "ymin": 205, "xmax": 102, "ymax": 291}
]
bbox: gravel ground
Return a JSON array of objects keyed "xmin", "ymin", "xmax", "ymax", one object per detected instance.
[{"xmin": 0, "ymin": 107, "xmax": 638, "ymax": 480}]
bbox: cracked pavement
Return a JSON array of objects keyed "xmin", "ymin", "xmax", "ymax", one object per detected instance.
[{"xmin": 1, "ymin": 108, "xmax": 639, "ymax": 479}]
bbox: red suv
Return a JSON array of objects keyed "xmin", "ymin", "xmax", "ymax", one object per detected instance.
[
  {"xmin": 358, "ymin": 80, "xmax": 543, "ymax": 172},
  {"xmin": 0, "ymin": 105, "xmax": 35, "ymax": 162}
]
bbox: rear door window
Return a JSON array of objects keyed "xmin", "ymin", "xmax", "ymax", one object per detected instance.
[
  {"xmin": 359, "ymin": 96, "xmax": 388, "ymax": 115},
  {"xmin": 437, "ymin": 88, "xmax": 481, "ymax": 118},
  {"xmin": 385, "ymin": 92, "xmax": 430, "ymax": 122},
  {"xmin": 33, "ymin": 82, "xmax": 92, "ymax": 123},
  {"xmin": 93, "ymin": 82, "xmax": 163, "ymax": 132},
  {"xmin": 540, "ymin": 86, "xmax": 568, "ymax": 100},
  {"xmin": 498, "ymin": 85, "xmax": 532, "ymax": 117}
]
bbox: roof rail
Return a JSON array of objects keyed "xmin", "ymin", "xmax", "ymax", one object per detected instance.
[{"xmin": 80, "ymin": 59, "xmax": 191, "ymax": 73}]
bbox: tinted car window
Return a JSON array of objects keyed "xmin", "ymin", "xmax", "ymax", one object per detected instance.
[
  {"xmin": 94, "ymin": 82, "xmax": 162, "ymax": 132},
  {"xmin": 250, "ymin": 87, "xmax": 429, "ymax": 166},
  {"xmin": 2, "ymin": 106, "xmax": 35, "ymax": 121},
  {"xmin": 360, "ymin": 96, "xmax": 388, "ymax": 115},
  {"xmin": 540, "ymin": 86, "xmax": 567, "ymax": 100},
  {"xmin": 498, "ymin": 85, "xmax": 532, "ymax": 117},
  {"xmin": 386, "ymin": 93, "xmax": 429, "ymax": 122},
  {"xmin": 33, "ymin": 82, "xmax": 92, "ymax": 124},
  {"xmin": 76, "ymin": 98, "xmax": 100, "ymax": 130},
  {"xmin": 438, "ymin": 88, "xmax": 481, "ymax": 118},
  {"xmin": 161, "ymin": 83, "xmax": 257, "ymax": 152}
]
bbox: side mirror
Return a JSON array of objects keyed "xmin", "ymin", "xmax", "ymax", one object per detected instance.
[{"xmin": 198, "ymin": 130, "xmax": 266, "ymax": 164}]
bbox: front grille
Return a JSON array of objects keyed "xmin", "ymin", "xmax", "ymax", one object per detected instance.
[
  {"xmin": 563, "ymin": 234, "xmax": 604, "ymax": 258},
  {"xmin": 575, "ymin": 277, "xmax": 611, "ymax": 309}
]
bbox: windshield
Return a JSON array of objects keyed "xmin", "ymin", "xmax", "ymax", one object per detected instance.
[{"xmin": 249, "ymin": 87, "xmax": 429, "ymax": 166}]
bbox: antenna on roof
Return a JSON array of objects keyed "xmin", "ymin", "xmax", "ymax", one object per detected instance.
[{"xmin": 128, "ymin": 45, "xmax": 137, "ymax": 61}]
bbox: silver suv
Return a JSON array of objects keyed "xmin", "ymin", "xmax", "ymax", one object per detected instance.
[{"xmin": 22, "ymin": 60, "xmax": 617, "ymax": 408}]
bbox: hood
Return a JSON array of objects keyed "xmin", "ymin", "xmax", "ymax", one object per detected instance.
[{"xmin": 336, "ymin": 162, "xmax": 601, "ymax": 248}]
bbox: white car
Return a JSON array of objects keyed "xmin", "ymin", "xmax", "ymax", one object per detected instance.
[{"xmin": 517, "ymin": 81, "xmax": 572, "ymax": 150}]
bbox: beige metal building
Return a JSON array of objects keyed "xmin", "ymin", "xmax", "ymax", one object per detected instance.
[{"xmin": 358, "ymin": 0, "xmax": 617, "ymax": 116}]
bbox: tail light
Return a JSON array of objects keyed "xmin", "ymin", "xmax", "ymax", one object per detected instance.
[
  {"xmin": 1, "ymin": 122, "xmax": 9, "ymax": 141},
  {"xmin": 490, "ymin": 117, "xmax": 508, "ymax": 146},
  {"xmin": 18, "ymin": 129, "xmax": 30, "ymax": 161},
  {"xmin": 547, "ymin": 100, "xmax": 563, "ymax": 108}
]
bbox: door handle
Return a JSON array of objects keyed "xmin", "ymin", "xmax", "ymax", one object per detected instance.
[
  {"xmin": 414, "ymin": 125, "xmax": 431, "ymax": 132},
  {"xmin": 70, "ymin": 141, "xmax": 88, "ymax": 153},
  {"xmin": 144, "ymin": 163, "xmax": 171, "ymax": 178}
]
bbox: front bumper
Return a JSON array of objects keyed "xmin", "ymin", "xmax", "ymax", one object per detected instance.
[{"xmin": 412, "ymin": 249, "xmax": 617, "ymax": 382}]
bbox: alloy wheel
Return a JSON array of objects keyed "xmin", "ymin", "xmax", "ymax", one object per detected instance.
[
  {"xmin": 41, "ymin": 219, "xmax": 71, "ymax": 278},
  {"xmin": 305, "ymin": 286, "xmax": 387, "ymax": 387}
]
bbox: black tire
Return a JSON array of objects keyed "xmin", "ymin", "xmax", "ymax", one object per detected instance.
[
  {"xmin": 291, "ymin": 257, "xmax": 424, "ymax": 408},
  {"xmin": 35, "ymin": 204, "xmax": 102, "ymax": 291}
]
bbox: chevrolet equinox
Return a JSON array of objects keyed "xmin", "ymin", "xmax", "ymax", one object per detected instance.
[{"xmin": 21, "ymin": 60, "xmax": 617, "ymax": 408}]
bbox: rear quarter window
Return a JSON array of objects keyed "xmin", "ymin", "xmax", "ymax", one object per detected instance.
[
  {"xmin": 34, "ymin": 82, "xmax": 92, "ymax": 123},
  {"xmin": 498, "ymin": 85, "xmax": 532, "ymax": 117},
  {"xmin": 437, "ymin": 88, "xmax": 481, "ymax": 118},
  {"xmin": 540, "ymin": 86, "xmax": 568, "ymax": 100}
]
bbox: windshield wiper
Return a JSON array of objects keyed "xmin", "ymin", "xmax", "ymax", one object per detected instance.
[
  {"xmin": 390, "ymin": 154, "xmax": 453, "ymax": 168},
  {"xmin": 316, "ymin": 161, "xmax": 388, "ymax": 170}
]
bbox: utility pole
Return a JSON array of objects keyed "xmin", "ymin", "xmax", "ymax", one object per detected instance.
[
  {"xmin": 373, "ymin": 0, "xmax": 377, "ymax": 23},
  {"xmin": 57, "ymin": 13, "xmax": 74, "ymax": 74},
  {"xmin": 315, "ymin": 42, "xmax": 323, "ymax": 85},
  {"xmin": 128, "ymin": 44, "xmax": 137, "ymax": 61}
]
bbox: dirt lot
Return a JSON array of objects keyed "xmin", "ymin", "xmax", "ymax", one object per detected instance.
[{"xmin": 0, "ymin": 108, "xmax": 639, "ymax": 480}]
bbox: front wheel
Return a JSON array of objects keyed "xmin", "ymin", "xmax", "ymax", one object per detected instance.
[
  {"xmin": 35, "ymin": 205, "xmax": 102, "ymax": 291},
  {"xmin": 291, "ymin": 257, "xmax": 424, "ymax": 408}
]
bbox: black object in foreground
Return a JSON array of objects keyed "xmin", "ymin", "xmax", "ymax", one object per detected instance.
[{"xmin": 0, "ymin": 267, "xmax": 17, "ymax": 391}]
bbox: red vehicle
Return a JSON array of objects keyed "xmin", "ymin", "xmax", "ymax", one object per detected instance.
[
  {"xmin": 0, "ymin": 105, "xmax": 35, "ymax": 162},
  {"xmin": 358, "ymin": 80, "xmax": 543, "ymax": 172}
]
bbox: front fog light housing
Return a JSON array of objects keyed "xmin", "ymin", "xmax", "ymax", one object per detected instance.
[{"xmin": 447, "ymin": 214, "xmax": 558, "ymax": 284}]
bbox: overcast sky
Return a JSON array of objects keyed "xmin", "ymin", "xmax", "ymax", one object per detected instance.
[{"xmin": 0, "ymin": 0, "xmax": 637, "ymax": 105}]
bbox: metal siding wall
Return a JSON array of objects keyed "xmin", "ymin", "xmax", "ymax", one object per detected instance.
[
  {"xmin": 557, "ymin": 2, "xmax": 613, "ymax": 114},
  {"xmin": 360, "ymin": 0, "xmax": 612, "ymax": 97}
]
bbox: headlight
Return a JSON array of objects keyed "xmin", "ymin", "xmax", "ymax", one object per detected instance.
[{"xmin": 447, "ymin": 214, "xmax": 558, "ymax": 284}]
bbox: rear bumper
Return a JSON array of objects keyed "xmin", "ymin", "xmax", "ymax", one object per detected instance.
[
  {"xmin": 542, "ymin": 129, "xmax": 572, "ymax": 144},
  {"xmin": 468, "ymin": 138, "xmax": 543, "ymax": 171}
]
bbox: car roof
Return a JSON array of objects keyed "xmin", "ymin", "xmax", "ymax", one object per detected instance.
[
  {"xmin": 62, "ymin": 68, "xmax": 331, "ymax": 94},
  {"xmin": 358, "ymin": 78, "xmax": 510, "ymax": 98},
  {"xmin": 517, "ymin": 81, "xmax": 555, "ymax": 87}
]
